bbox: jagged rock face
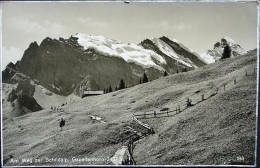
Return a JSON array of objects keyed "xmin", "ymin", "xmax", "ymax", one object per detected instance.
[
  {"xmin": 139, "ymin": 39, "xmax": 192, "ymax": 73},
  {"xmin": 11, "ymin": 74, "xmax": 42, "ymax": 112},
  {"xmin": 2, "ymin": 71, "xmax": 42, "ymax": 119},
  {"xmin": 5, "ymin": 78, "xmax": 42, "ymax": 117},
  {"xmin": 2, "ymin": 34, "xmax": 207, "ymax": 97},
  {"xmin": 8, "ymin": 36, "xmax": 165, "ymax": 96},
  {"xmin": 73, "ymin": 75, "xmax": 95, "ymax": 97},
  {"xmin": 214, "ymin": 42, "xmax": 221, "ymax": 48},
  {"xmin": 159, "ymin": 36, "xmax": 207, "ymax": 67},
  {"xmin": 200, "ymin": 37, "xmax": 247, "ymax": 64},
  {"xmin": 2, "ymin": 63, "xmax": 17, "ymax": 83},
  {"xmin": 139, "ymin": 37, "xmax": 207, "ymax": 72},
  {"xmin": 15, "ymin": 88, "xmax": 43, "ymax": 112}
]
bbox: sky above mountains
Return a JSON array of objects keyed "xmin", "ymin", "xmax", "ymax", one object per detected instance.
[{"xmin": 1, "ymin": 1, "xmax": 258, "ymax": 69}]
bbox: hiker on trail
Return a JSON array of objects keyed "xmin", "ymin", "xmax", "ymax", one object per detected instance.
[{"xmin": 59, "ymin": 118, "xmax": 65, "ymax": 131}]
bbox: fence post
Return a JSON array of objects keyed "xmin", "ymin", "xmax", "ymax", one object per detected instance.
[
  {"xmin": 202, "ymin": 94, "xmax": 204, "ymax": 101},
  {"xmin": 215, "ymin": 87, "xmax": 218, "ymax": 94},
  {"xmin": 121, "ymin": 133, "xmax": 123, "ymax": 145},
  {"xmin": 187, "ymin": 98, "xmax": 192, "ymax": 107}
]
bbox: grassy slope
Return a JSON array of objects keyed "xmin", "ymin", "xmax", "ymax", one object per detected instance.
[{"xmin": 2, "ymin": 49, "xmax": 257, "ymax": 166}]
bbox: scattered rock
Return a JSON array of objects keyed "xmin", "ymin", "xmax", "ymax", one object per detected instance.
[{"xmin": 160, "ymin": 108, "xmax": 169, "ymax": 111}]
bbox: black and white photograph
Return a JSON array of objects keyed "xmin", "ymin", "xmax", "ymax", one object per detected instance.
[{"xmin": 0, "ymin": 1, "xmax": 259, "ymax": 166}]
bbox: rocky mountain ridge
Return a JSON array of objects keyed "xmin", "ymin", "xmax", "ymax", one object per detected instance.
[{"xmin": 2, "ymin": 34, "xmax": 206, "ymax": 98}]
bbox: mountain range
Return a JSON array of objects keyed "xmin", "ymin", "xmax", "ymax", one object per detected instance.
[
  {"xmin": 2, "ymin": 34, "xmax": 247, "ymax": 117},
  {"xmin": 2, "ymin": 33, "xmax": 256, "ymax": 166}
]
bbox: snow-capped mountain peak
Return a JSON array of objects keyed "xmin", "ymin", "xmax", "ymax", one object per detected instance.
[
  {"xmin": 150, "ymin": 37, "xmax": 180, "ymax": 59},
  {"xmin": 164, "ymin": 35, "xmax": 179, "ymax": 43},
  {"xmin": 149, "ymin": 37, "xmax": 194, "ymax": 68},
  {"xmin": 222, "ymin": 36, "xmax": 235, "ymax": 45},
  {"xmin": 144, "ymin": 36, "xmax": 206, "ymax": 68},
  {"xmin": 73, "ymin": 33, "xmax": 166, "ymax": 70},
  {"xmin": 200, "ymin": 37, "xmax": 247, "ymax": 64}
]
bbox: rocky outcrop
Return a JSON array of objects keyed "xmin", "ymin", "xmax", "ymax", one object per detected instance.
[
  {"xmin": 2, "ymin": 63, "xmax": 17, "ymax": 83},
  {"xmin": 3, "ymin": 75, "xmax": 42, "ymax": 119},
  {"xmin": 200, "ymin": 37, "xmax": 247, "ymax": 63}
]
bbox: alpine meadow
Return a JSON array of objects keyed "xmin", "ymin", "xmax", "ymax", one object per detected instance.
[{"xmin": 1, "ymin": 1, "xmax": 258, "ymax": 166}]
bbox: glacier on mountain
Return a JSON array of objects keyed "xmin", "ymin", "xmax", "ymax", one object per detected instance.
[{"xmin": 73, "ymin": 33, "xmax": 166, "ymax": 71}]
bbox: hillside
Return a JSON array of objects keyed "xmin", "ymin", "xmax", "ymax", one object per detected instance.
[{"xmin": 2, "ymin": 49, "xmax": 257, "ymax": 166}]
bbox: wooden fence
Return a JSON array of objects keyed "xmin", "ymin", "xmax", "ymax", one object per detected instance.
[
  {"xmin": 120, "ymin": 67, "xmax": 256, "ymax": 165},
  {"xmin": 132, "ymin": 116, "xmax": 151, "ymax": 129},
  {"xmin": 133, "ymin": 68, "xmax": 256, "ymax": 120}
]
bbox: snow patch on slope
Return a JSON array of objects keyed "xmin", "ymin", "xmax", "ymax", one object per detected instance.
[
  {"xmin": 178, "ymin": 59, "xmax": 193, "ymax": 67},
  {"xmin": 151, "ymin": 37, "xmax": 179, "ymax": 59},
  {"xmin": 150, "ymin": 37, "xmax": 193, "ymax": 68},
  {"xmin": 33, "ymin": 84, "xmax": 81, "ymax": 109},
  {"xmin": 200, "ymin": 53, "xmax": 216, "ymax": 64},
  {"xmin": 33, "ymin": 84, "xmax": 67, "ymax": 109},
  {"xmin": 73, "ymin": 33, "xmax": 166, "ymax": 71},
  {"xmin": 223, "ymin": 36, "xmax": 235, "ymax": 44}
]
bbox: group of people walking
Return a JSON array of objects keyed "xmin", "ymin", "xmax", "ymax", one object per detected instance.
[{"xmin": 51, "ymin": 102, "xmax": 67, "ymax": 112}]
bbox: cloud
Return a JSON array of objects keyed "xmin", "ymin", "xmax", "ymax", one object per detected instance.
[
  {"xmin": 13, "ymin": 18, "xmax": 43, "ymax": 34},
  {"xmin": 2, "ymin": 47, "xmax": 23, "ymax": 70},
  {"xmin": 144, "ymin": 21, "xmax": 194, "ymax": 32},
  {"xmin": 76, "ymin": 17, "xmax": 108, "ymax": 29},
  {"xmin": 43, "ymin": 20, "xmax": 66, "ymax": 34},
  {"xmin": 6, "ymin": 16, "xmax": 66, "ymax": 37},
  {"xmin": 76, "ymin": 18, "xmax": 92, "ymax": 23},
  {"xmin": 3, "ymin": 16, "xmax": 67, "ymax": 64}
]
